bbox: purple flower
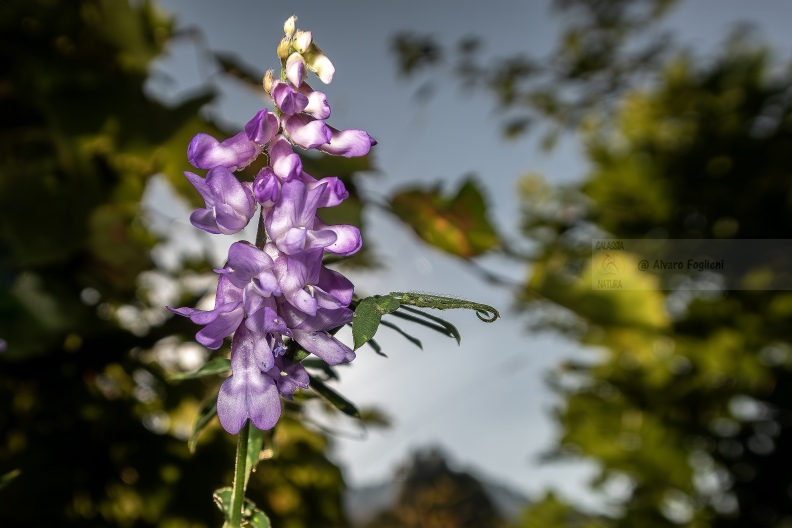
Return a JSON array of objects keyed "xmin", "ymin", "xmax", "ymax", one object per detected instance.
[
  {"xmin": 318, "ymin": 126, "xmax": 377, "ymax": 158},
  {"xmin": 285, "ymin": 53, "xmax": 307, "ymax": 87},
  {"xmin": 217, "ymin": 325, "xmax": 282, "ymax": 433},
  {"xmin": 267, "ymin": 179, "xmax": 361, "ymax": 256},
  {"xmin": 272, "ymin": 248, "xmax": 352, "ymax": 317},
  {"xmin": 272, "ymin": 81, "xmax": 309, "ymax": 115},
  {"xmin": 185, "ymin": 167, "xmax": 256, "ymax": 235},
  {"xmin": 187, "ymin": 110, "xmax": 278, "ymax": 171},
  {"xmin": 266, "ymin": 356, "xmax": 309, "ymax": 400},
  {"xmin": 266, "ymin": 180, "xmax": 337, "ymax": 254},
  {"xmin": 245, "ymin": 109, "xmax": 280, "ymax": 145},
  {"xmin": 188, "ymin": 132, "xmax": 262, "ymax": 171},
  {"xmin": 168, "ymin": 276, "xmax": 244, "ymax": 350},
  {"xmin": 284, "ymin": 113, "xmax": 332, "ymax": 150},
  {"xmin": 282, "ymin": 302, "xmax": 356, "ymax": 365}
]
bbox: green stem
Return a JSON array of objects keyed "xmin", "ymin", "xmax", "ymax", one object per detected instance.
[{"xmin": 228, "ymin": 421, "xmax": 250, "ymax": 528}]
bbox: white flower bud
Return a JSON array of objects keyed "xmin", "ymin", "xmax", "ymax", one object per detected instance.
[
  {"xmin": 283, "ymin": 16, "xmax": 297, "ymax": 37},
  {"xmin": 293, "ymin": 30, "xmax": 313, "ymax": 53}
]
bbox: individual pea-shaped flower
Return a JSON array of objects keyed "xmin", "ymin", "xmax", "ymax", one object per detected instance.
[
  {"xmin": 187, "ymin": 110, "xmax": 278, "ymax": 171},
  {"xmin": 215, "ymin": 242, "xmax": 291, "ymax": 338},
  {"xmin": 168, "ymin": 275, "xmax": 244, "ymax": 350},
  {"xmin": 217, "ymin": 324, "xmax": 281, "ymax": 433},
  {"xmin": 271, "ymin": 247, "xmax": 353, "ymax": 317},
  {"xmin": 266, "ymin": 356, "xmax": 309, "ymax": 400},
  {"xmin": 279, "ymin": 300, "xmax": 356, "ymax": 365},
  {"xmin": 184, "ymin": 166, "xmax": 256, "ymax": 235},
  {"xmin": 266, "ymin": 179, "xmax": 361, "ymax": 256}
]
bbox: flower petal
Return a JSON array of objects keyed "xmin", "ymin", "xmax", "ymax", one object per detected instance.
[
  {"xmin": 317, "ymin": 126, "xmax": 376, "ymax": 157},
  {"xmin": 244, "ymin": 109, "xmax": 280, "ymax": 145},
  {"xmin": 285, "ymin": 53, "xmax": 307, "ymax": 87},
  {"xmin": 291, "ymin": 328, "xmax": 354, "ymax": 365},
  {"xmin": 284, "ymin": 114, "xmax": 332, "ymax": 150},
  {"xmin": 188, "ymin": 132, "xmax": 262, "ymax": 171}
]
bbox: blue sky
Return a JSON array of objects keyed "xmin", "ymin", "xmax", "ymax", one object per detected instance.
[{"xmin": 146, "ymin": 0, "xmax": 792, "ymax": 511}]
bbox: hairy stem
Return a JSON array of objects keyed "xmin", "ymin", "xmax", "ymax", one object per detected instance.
[{"xmin": 228, "ymin": 421, "xmax": 250, "ymax": 527}]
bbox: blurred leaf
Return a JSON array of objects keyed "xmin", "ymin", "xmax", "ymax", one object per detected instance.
[
  {"xmin": 189, "ymin": 395, "xmax": 218, "ymax": 453},
  {"xmin": 365, "ymin": 337, "xmax": 387, "ymax": 357},
  {"xmin": 301, "ymin": 358, "xmax": 339, "ymax": 380},
  {"xmin": 214, "ymin": 52, "xmax": 264, "ymax": 91},
  {"xmin": 390, "ymin": 178, "xmax": 499, "ymax": 258},
  {"xmin": 0, "ymin": 470, "xmax": 20, "ymax": 492},
  {"xmin": 168, "ymin": 357, "xmax": 231, "ymax": 382},
  {"xmin": 391, "ymin": 32, "xmax": 443, "ymax": 76},
  {"xmin": 308, "ymin": 375, "xmax": 360, "ymax": 419}
]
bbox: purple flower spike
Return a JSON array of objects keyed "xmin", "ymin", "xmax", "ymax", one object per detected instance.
[
  {"xmin": 188, "ymin": 131, "xmax": 262, "ymax": 171},
  {"xmin": 217, "ymin": 325, "xmax": 282, "ymax": 433},
  {"xmin": 272, "ymin": 81, "xmax": 309, "ymax": 115},
  {"xmin": 284, "ymin": 114, "xmax": 332, "ymax": 150},
  {"xmin": 168, "ymin": 276, "xmax": 244, "ymax": 350},
  {"xmin": 245, "ymin": 109, "xmax": 279, "ymax": 145},
  {"xmin": 318, "ymin": 126, "xmax": 377, "ymax": 158},
  {"xmin": 185, "ymin": 167, "xmax": 256, "ymax": 235}
]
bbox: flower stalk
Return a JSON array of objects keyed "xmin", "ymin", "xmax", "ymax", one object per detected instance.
[{"xmin": 228, "ymin": 421, "xmax": 250, "ymax": 528}]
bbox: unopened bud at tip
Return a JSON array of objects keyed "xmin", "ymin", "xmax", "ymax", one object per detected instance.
[
  {"xmin": 263, "ymin": 69, "xmax": 274, "ymax": 92},
  {"xmin": 293, "ymin": 30, "xmax": 313, "ymax": 53},
  {"xmin": 276, "ymin": 36, "xmax": 291, "ymax": 59},
  {"xmin": 283, "ymin": 15, "xmax": 297, "ymax": 37}
]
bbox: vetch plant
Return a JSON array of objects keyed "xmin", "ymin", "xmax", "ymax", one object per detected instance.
[{"xmin": 168, "ymin": 16, "xmax": 499, "ymax": 528}]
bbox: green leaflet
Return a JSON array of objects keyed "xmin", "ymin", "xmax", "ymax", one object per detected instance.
[
  {"xmin": 308, "ymin": 374, "xmax": 361, "ymax": 419},
  {"xmin": 351, "ymin": 291, "xmax": 499, "ymax": 350},
  {"xmin": 189, "ymin": 395, "xmax": 218, "ymax": 454},
  {"xmin": 213, "ymin": 487, "xmax": 271, "ymax": 528}
]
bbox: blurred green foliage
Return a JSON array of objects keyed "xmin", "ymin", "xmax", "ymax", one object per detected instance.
[{"xmin": 392, "ymin": 1, "xmax": 792, "ymax": 527}]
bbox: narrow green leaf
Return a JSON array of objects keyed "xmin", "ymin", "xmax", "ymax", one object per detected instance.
[
  {"xmin": 391, "ymin": 291, "xmax": 500, "ymax": 322},
  {"xmin": 168, "ymin": 357, "xmax": 231, "ymax": 382},
  {"xmin": 0, "ymin": 469, "xmax": 21, "ymax": 491},
  {"xmin": 398, "ymin": 305, "xmax": 462, "ymax": 344},
  {"xmin": 387, "ymin": 310, "xmax": 457, "ymax": 339},
  {"xmin": 301, "ymin": 358, "xmax": 339, "ymax": 380},
  {"xmin": 380, "ymin": 320, "xmax": 423, "ymax": 349},
  {"xmin": 189, "ymin": 395, "xmax": 218, "ymax": 453},
  {"xmin": 366, "ymin": 337, "xmax": 388, "ymax": 357},
  {"xmin": 308, "ymin": 374, "xmax": 361, "ymax": 418},
  {"xmin": 244, "ymin": 426, "xmax": 265, "ymax": 489}
]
